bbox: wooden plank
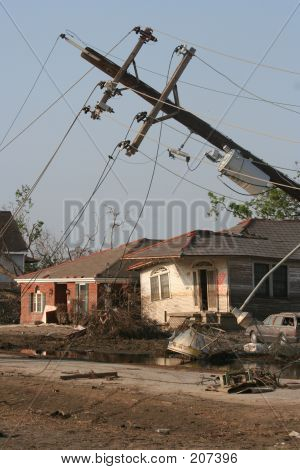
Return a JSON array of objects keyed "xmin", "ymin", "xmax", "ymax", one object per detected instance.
[{"xmin": 60, "ymin": 371, "xmax": 118, "ymax": 381}]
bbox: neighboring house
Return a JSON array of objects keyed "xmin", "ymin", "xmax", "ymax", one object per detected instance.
[
  {"xmin": 16, "ymin": 238, "xmax": 158, "ymax": 324},
  {"xmin": 125, "ymin": 220, "xmax": 300, "ymax": 328},
  {"xmin": 0, "ymin": 211, "xmax": 28, "ymax": 287}
]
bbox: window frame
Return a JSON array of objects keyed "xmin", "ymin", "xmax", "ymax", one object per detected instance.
[
  {"xmin": 150, "ymin": 267, "xmax": 171, "ymax": 302},
  {"xmin": 30, "ymin": 291, "xmax": 46, "ymax": 313},
  {"xmin": 253, "ymin": 262, "xmax": 288, "ymax": 299}
]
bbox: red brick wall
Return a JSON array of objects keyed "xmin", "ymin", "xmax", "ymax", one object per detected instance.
[
  {"xmin": 89, "ymin": 283, "xmax": 97, "ymax": 312},
  {"xmin": 20, "ymin": 282, "xmax": 55, "ymax": 324},
  {"xmin": 20, "ymin": 281, "xmax": 99, "ymax": 324},
  {"xmin": 66, "ymin": 282, "xmax": 76, "ymax": 314}
]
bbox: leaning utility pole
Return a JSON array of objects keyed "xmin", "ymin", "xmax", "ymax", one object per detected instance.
[
  {"xmin": 62, "ymin": 30, "xmax": 300, "ymax": 201},
  {"xmin": 62, "ymin": 27, "xmax": 157, "ymax": 118},
  {"xmin": 126, "ymin": 46, "xmax": 195, "ymax": 156}
]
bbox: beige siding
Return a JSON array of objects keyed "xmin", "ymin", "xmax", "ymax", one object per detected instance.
[{"xmin": 140, "ymin": 257, "xmax": 229, "ymax": 324}]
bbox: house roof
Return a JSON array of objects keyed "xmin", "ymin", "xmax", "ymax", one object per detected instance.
[
  {"xmin": 17, "ymin": 238, "xmax": 159, "ymax": 281},
  {"xmin": 125, "ymin": 219, "xmax": 300, "ymax": 267},
  {"xmin": 0, "ymin": 211, "xmax": 27, "ymax": 252}
]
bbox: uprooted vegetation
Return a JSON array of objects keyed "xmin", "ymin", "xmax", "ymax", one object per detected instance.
[{"xmin": 86, "ymin": 308, "xmax": 168, "ymax": 339}]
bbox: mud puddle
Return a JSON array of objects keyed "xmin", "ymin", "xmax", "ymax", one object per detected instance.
[{"xmin": 16, "ymin": 348, "xmax": 300, "ymax": 379}]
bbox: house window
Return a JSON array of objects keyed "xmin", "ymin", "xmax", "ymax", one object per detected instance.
[
  {"xmin": 254, "ymin": 263, "xmax": 270, "ymax": 297},
  {"xmin": 30, "ymin": 291, "xmax": 46, "ymax": 313},
  {"xmin": 150, "ymin": 267, "xmax": 170, "ymax": 301},
  {"xmin": 254, "ymin": 263, "xmax": 288, "ymax": 298},
  {"xmin": 273, "ymin": 265, "xmax": 288, "ymax": 298},
  {"xmin": 76, "ymin": 283, "xmax": 89, "ymax": 313}
]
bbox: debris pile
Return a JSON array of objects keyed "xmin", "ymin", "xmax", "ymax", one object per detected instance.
[
  {"xmin": 205, "ymin": 368, "xmax": 278, "ymax": 394},
  {"xmin": 87, "ymin": 308, "xmax": 167, "ymax": 339},
  {"xmin": 167, "ymin": 319, "xmax": 234, "ymax": 358}
]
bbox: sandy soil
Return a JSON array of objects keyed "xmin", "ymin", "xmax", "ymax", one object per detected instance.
[{"xmin": 0, "ymin": 354, "xmax": 299, "ymax": 450}]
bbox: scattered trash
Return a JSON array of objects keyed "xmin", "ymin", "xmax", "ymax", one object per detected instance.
[
  {"xmin": 50, "ymin": 410, "xmax": 71, "ymax": 419},
  {"xmin": 243, "ymin": 342, "xmax": 269, "ymax": 354},
  {"xmin": 168, "ymin": 327, "xmax": 209, "ymax": 357},
  {"xmin": 289, "ymin": 430, "xmax": 300, "ymax": 439},
  {"xmin": 60, "ymin": 370, "xmax": 118, "ymax": 381},
  {"xmin": 205, "ymin": 368, "xmax": 278, "ymax": 394},
  {"xmin": 156, "ymin": 428, "xmax": 170, "ymax": 435},
  {"xmin": 167, "ymin": 319, "xmax": 227, "ymax": 358}
]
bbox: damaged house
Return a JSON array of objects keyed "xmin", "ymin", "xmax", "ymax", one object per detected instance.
[
  {"xmin": 0, "ymin": 211, "xmax": 29, "ymax": 287},
  {"xmin": 16, "ymin": 238, "xmax": 157, "ymax": 324},
  {"xmin": 125, "ymin": 219, "xmax": 300, "ymax": 328}
]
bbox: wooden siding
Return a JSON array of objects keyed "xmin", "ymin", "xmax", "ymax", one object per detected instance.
[{"xmin": 229, "ymin": 257, "xmax": 300, "ymax": 320}]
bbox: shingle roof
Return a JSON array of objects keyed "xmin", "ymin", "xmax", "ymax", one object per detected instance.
[
  {"xmin": 0, "ymin": 211, "xmax": 27, "ymax": 252},
  {"xmin": 125, "ymin": 219, "xmax": 300, "ymax": 265},
  {"xmin": 17, "ymin": 238, "xmax": 160, "ymax": 280}
]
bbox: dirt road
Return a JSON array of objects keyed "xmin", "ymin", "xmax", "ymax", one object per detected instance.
[{"xmin": 0, "ymin": 354, "xmax": 299, "ymax": 450}]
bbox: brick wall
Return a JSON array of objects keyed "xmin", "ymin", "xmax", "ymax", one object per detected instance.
[{"xmin": 20, "ymin": 282, "xmax": 55, "ymax": 324}]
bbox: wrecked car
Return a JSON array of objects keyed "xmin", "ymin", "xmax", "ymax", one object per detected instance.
[{"xmin": 246, "ymin": 312, "xmax": 300, "ymax": 344}]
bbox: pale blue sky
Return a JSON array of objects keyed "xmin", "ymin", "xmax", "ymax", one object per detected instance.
[{"xmin": 1, "ymin": 1, "xmax": 300, "ymax": 247}]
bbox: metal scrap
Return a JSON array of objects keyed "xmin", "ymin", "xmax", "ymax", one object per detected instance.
[
  {"xmin": 167, "ymin": 319, "xmax": 229, "ymax": 358},
  {"xmin": 206, "ymin": 368, "xmax": 278, "ymax": 394}
]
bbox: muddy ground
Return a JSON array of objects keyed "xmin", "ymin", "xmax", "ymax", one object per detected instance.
[
  {"xmin": 0, "ymin": 324, "xmax": 169, "ymax": 355},
  {"xmin": 0, "ymin": 325, "xmax": 299, "ymax": 450},
  {"xmin": 0, "ymin": 357, "xmax": 299, "ymax": 450},
  {"xmin": 0, "ymin": 324, "xmax": 245, "ymax": 357}
]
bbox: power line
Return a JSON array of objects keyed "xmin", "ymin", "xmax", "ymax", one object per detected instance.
[
  {"xmin": 110, "ymin": 47, "xmax": 176, "ymax": 282},
  {"xmin": 0, "ymin": 36, "xmax": 60, "ymax": 148},
  {"xmin": 0, "ymin": 83, "xmax": 100, "ymax": 244},
  {"xmin": 154, "ymin": 28, "xmax": 300, "ymax": 77},
  {"xmin": 0, "ymin": 66, "xmax": 94, "ymax": 154},
  {"xmin": 1, "ymin": 6, "xmax": 133, "ymax": 192},
  {"xmin": 106, "ymin": 111, "xmax": 300, "ymax": 175},
  {"xmin": 194, "ymin": 54, "xmax": 300, "ymax": 117},
  {"xmin": 114, "ymin": 83, "xmax": 300, "ymax": 145},
  {"xmin": 19, "ymin": 117, "xmax": 138, "ymax": 297},
  {"xmin": 171, "ymin": 3, "xmax": 300, "ymax": 194},
  {"xmin": 67, "ymin": 28, "xmax": 300, "ymax": 109},
  {"xmin": 106, "ymin": 112, "xmax": 300, "ymax": 194}
]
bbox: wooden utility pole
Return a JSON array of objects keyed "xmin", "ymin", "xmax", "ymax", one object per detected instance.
[
  {"xmin": 63, "ymin": 35, "xmax": 300, "ymax": 201},
  {"xmin": 63, "ymin": 27, "xmax": 156, "ymax": 117},
  {"xmin": 126, "ymin": 46, "xmax": 195, "ymax": 156}
]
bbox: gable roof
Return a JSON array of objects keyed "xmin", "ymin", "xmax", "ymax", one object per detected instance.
[
  {"xmin": 0, "ymin": 211, "xmax": 27, "ymax": 252},
  {"xmin": 17, "ymin": 238, "xmax": 160, "ymax": 280},
  {"xmin": 125, "ymin": 219, "xmax": 300, "ymax": 266}
]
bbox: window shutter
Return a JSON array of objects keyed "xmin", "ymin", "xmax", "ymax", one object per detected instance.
[
  {"xmin": 254, "ymin": 263, "xmax": 270, "ymax": 297},
  {"xmin": 29, "ymin": 293, "xmax": 34, "ymax": 312},
  {"xmin": 193, "ymin": 272, "xmax": 198, "ymax": 306},
  {"xmin": 160, "ymin": 273, "xmax": 170, "ymax": 299},
  {"xmin": 207, "ymin": 270, "xmax": 218, "ymax": 310},
  {"xmin": 42, "ymin": 293, "xmax": 46, "ymax": 312},
  {"xmin": 273, "ymin": 265, "xmax": 288, "ymax": 298},
  {"xmin": 150, "ymin": 276, "xmax": 160, "ymax": 301}
]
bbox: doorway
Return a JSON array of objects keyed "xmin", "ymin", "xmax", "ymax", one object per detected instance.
[
  {"xmin": 193, "ymin": 268, "xmax": 217, "ymax": 311},
  {"xmin": 199, "ymin": 269, "xmax": 208, "ymax": 310}
]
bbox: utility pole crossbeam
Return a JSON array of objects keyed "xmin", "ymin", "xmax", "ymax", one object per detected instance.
[
  {"xmin": 63, "ymin": 27, "xmax": 156, "ymax": 119},
  {"xmin": 126, "ymin": 46, "xmax": 196, "ymax": 156}
]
